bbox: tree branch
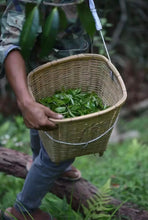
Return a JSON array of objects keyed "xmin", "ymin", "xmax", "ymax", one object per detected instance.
[{"xmin": 109, "ymin": 0, "xmax": 127, "ymax": 50}]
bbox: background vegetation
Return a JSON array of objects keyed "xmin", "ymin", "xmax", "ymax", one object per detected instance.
[{"xmin": 0, "ymin": 0, "xmax": 148, "ymax": 219}]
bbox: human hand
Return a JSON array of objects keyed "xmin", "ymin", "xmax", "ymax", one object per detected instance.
[{"xmin": 18, "ymin": 100, "xmax": 63, "ymax": 130}]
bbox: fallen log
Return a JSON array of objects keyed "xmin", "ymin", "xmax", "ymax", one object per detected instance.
[{"xmin": 0, "ymin": 147, "xmax": 148, "ymax": 220}]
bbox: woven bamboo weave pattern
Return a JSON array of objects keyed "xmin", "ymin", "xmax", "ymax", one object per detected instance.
[{"xmin": 28, "ymin": 54, "xmax": 127, "ymax": 162}]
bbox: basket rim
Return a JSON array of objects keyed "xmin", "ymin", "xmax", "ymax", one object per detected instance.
[{"xmin": 28, "ymin": 53, "xmax": 127, "ymax": 123}]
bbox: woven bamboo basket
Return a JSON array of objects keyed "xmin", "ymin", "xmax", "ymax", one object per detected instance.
[{"xmin": 28, "ymin": 53, "xmax": 127, "ymax": 163}]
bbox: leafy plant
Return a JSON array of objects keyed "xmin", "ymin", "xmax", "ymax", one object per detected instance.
[
  {"xmin": 38, "ymin": 88, "xmax": 109, "ymax": 118},
  {"xmin": 40, "ymin": 7, "xmax": 59, "ymax": 58},
  {"xmin": 41, "ymin": 180, "xmax": 121, "ymax": 220},
  {"xmin": 77, "ymin": 1, "xmax": 96, "ymax": 39},
  {"xmin": 20, "ymin": 4, "xmax": 40, "ymax": 59},
  {"xmin": 0, "ymin": 115, "xmax": 30, "ymax": 154},
  {"xmin": 82, "ymin": 179, "xmax": 116, "ymax": 220},
  {"xmin": 41, "ymin": 194, "xmax": 83, "ymax": 220},
  {"xmin": 19, "ymin": 0, "xmax": 96, "ymax": 60}
]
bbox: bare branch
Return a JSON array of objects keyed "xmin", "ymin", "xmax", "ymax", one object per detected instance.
[{"xmin": 109, "ymin": 0, "xmax": 127, "ymax": 50}]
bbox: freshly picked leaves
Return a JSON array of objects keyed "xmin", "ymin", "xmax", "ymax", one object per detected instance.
[{"xmin": 38, "ymin": 88, "xmax": 109, "ymax": 118}]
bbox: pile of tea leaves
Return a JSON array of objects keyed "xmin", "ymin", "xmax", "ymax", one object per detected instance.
[{"xmin": 38, "ymin": 88, "xmax": 109, "ymax": 118}]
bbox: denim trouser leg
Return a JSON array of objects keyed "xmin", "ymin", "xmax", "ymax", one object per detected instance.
[
  {"xmin": 30, "ymin": 129, "xmax": 41, "ymax": 160},
  {"xmin": 14, "ymin": 129, "xmax": 74, "ymax": 212}
]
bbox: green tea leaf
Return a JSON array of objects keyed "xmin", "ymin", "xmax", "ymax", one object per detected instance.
[
  {"xmin": 55, "ymin": 107, "xmax": 66, "ymax": 113},
  {"xmin": 38, "ymin": 88, "xmax": 109, "ymax": 118}
]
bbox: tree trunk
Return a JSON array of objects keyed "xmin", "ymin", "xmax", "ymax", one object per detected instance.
[{"xmin": 0, "ymin": 147, "xmax": 148, "ymax": 220}]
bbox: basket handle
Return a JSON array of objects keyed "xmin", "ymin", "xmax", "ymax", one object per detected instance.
[{"xmin": 43, "ymin": 116, "xmax": 118, "ymax": 148}]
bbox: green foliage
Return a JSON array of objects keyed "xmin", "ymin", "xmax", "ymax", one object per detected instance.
[
  {"xmin": 0, "ymin": 115, "xmax": 30, "ymax": 154},
  {"xmin": 83, "ymin": 179, "xmax": 114, "ymax": 220},
  {"xmin": 38, "ymin": 88, "xmax": 108, "ymax": 118},
  {"xmin": 41, "ymin": 180, "xmax": 120, "ymax": 220},
  {"xmin": 0, "ymin": 113, "xmax": 148, "ymax": 218},
  {"xmin": 41, "ymin": 194, "xmax": 83, "ymax": 220},
  {"xmin": 0, "ymin": 115, "xmax": 148, "ymax": 220},
  {"xmin": 20, "ymin": 5, "xmax": 40, "ymax": 60},
  {"xmin": 74, "ymin": 137, "xmax": 148, "ymax": 210},
  {"xmin": 40, "ymin": 7, "xmax": 59, "ymax": 58},
  {"xmin": 77, "ymin": 1, "xmax": 96, "ymax": 38},
  {"xmin": 58, "ymin": 7, "xmax": 68, "ymax": 31},
  {"xmin": 19, "ymin": 1, "xmax": 97, "ymax": 59},
  {"xmin": 0, "ymin": 174, "xmax": 24, "ymax": 210}
]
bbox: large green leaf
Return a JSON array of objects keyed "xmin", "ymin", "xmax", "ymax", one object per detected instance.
[
  {"xmin": 58, "ymin": 7, "xmax": 68, "ymax": 31},
  {"xmin": 77, "ymin": 1, "xmax": 96, "ymax": 38},
  {"xmin": 20, "ymin": 6, "xmax": 40, "ymax": 60},
  {"xmin": 25, "ymin": 3, "xmax": 36, "ymax": 18},
  {"xmin": 40, "ymin": 7, "xmax": 59, "ymax": 58}
]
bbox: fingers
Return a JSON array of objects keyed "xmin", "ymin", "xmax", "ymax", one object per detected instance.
[
  {"xmin": 23, "ymin": 112, "xmax": 59, "ymax": 130},
  {"xmin": 22, "ymin": 102, "xmax": 64, "ymax": 130},
  {"xmin": 41, "ymin": 117, "xmax": 58, "ymax": 130},
  {"xmin": 24, "ymin": 117, "xmax": 57, "ymax": 130},
  {"xmin": 44, "ymin": 106, "xmax": 64, "ymax": 120}
]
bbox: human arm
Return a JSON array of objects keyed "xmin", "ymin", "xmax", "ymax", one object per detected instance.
[
  {"xmin": 4, "ymin": 50, "xmax": 63, "ymax": 130},
  {"xmin": 0, "ymin": 1, "xmax": 63, "ymax": 129}
]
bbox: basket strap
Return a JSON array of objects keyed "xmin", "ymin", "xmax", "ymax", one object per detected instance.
[
  {"xmin": 89, "ymin": 0, "xmax": 111, "ymax": 61},
  {"xmin": 89, "ymin": 0, "xmax": 113, "ymax": 79},
  {"xmin": 44, "ymin": 116, "xmax": 118, "ymax": 148}
]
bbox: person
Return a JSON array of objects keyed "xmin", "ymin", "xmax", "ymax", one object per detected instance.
[{"xmin": 0, "ymin": 0, "xmax": 91, "ymax": 219}]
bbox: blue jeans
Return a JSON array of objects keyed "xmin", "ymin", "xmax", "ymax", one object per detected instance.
[{"xmin": 14, "ymin": 129, "xmax": 74, "ymax": 212}]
